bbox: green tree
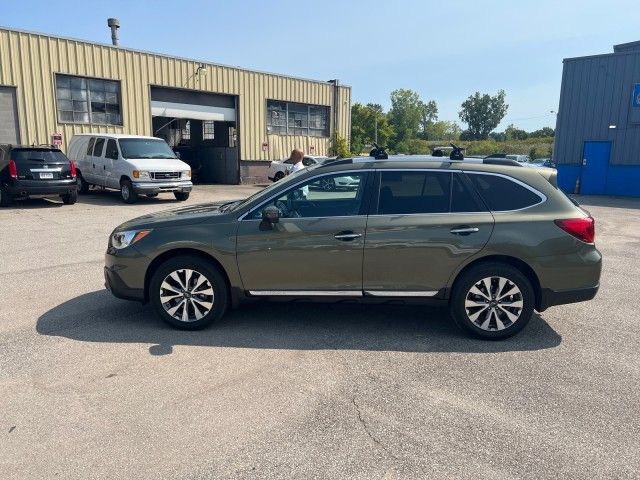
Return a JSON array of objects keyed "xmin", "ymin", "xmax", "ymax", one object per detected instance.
[
  {"xmin": 425, "ymin": 120, "xmax": 461, "ymax": 141},
  {"xmin": 350, "ymin": 103, "xmax": 393, "ymax": 154},
  {"xmin": 458, "ymin": 90, "xmax": 508, "ymax": 140},
  {"xmin": 388, "ymin": 89, "xmax": 424, "ymax": 146},
  {"xmin": 530, "ymin": 127, "xmax": 555, "ymax": 138},
  {"xmin": 329, "ymin": 133, "xmax": 350, "ymax": 158},
  {"xmin": 505, "ymin": 124, "xmax": 528, "ymax": 140},
  {"xmin": 418, "ymin": 100, "xmax": 438, "ymax": 139}
]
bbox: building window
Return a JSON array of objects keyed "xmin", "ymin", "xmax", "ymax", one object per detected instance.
[
  {"xmin": 203, "ymin": 120, "xmax": 215, "ymax": 140},
  {"xmin": 266, "ymin": 100, "xmax": 330, "ymax": 137},
  {"xmin": 55, "ymin": 74, "xmax": 122, "ymax": 125},
  {"xmin": 181, "ymin": 120, "xmax": 191, "ymax": 141}
]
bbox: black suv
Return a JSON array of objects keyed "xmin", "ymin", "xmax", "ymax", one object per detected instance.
[{"xmin": 0, "ymin": 145, "xmax": 78, "ymax": 207}]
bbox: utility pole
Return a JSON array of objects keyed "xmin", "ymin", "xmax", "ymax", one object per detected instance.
[{"xmin": 374, "ymin": 115, "xmax": 378, "ymax": 144}]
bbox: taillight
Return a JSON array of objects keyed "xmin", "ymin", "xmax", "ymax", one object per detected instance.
[
  {"xmin": 554, "ymin": 217, "xmax": 595, "ymax": 243},
  {"xmin": 69, "ymin": 160, "xmax": 77, "ymax": 178},
  {"xmin": 8, "ymin": 159, "xmax": 18, "ymax": 179}
]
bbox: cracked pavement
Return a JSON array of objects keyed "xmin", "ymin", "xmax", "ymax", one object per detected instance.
[{"xmin": 1, "ymin": 189, "xmax": 639, "ymax": 479}]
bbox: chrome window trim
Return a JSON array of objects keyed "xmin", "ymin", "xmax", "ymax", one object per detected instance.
[
  {"xmin": 238, "ymin": 169, "xmax": 371, "ymax": 221},
  {"xmin": 463, "ymin": 171, "xmax": 547, "ymax": 212},
  {"xmin": 248, "ymin": 290, "xmax": 362, "ymax": 297},
  {"xmin": 364, "ymin": 290, "xmax": 439, "ymax": 297}
]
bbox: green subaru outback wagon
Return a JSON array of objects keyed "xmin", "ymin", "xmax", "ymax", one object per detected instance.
[{"xmin": 104, "ymin": 156, "xmax": 601, "ymax": 339}]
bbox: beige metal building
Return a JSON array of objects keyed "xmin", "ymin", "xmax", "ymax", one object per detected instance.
[{"xmin": 0, "ymin": 26, "xmax": 351, "ymax": 183}]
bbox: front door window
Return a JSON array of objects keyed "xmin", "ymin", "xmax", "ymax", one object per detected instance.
[{"xmin": 248, "ymin": 172, "xmax": 367, "ymax": 219}]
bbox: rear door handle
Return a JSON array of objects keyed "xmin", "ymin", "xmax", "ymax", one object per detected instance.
[
  {"xmin": 450, "ymin": 226, "xmax": 479, "ymax": 235},
  {"xmin": 334, "ymin": 231, "xmax": 362, "ymax": 241}
]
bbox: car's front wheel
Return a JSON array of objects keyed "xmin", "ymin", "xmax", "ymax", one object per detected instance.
[
  {"xmin": 450, "ymin": 263, "xmax": 534, "ymax": 339},
  {"xmin": 319, "ymin": 177, "xmax": 336, "ymax": 191},
  {"xmin": 174, "ymin": 192, "xmax": 190, "ymax": 201},
  {"xmin": 149, "ymin": 256, "xmax": 228, "ymax": 330},
  {"xmin": 274, "ymin": 171, "xmax": 285, "ymax": 182},
  {"xmin": 120, "ymin": 180, "xmax": 137, "ymax": 204}
]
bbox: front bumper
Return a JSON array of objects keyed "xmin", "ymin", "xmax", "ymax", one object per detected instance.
[
  {"xmin": 132, "ymin": 181, "xmax": 193, "ymax": 195},
  {"xmin": 104, "ymin": 248, "xmax": 148, "ymax": 302},
  {"xmin": 538, "ymin": 285, "xmax": 599, "ymax": 311}
]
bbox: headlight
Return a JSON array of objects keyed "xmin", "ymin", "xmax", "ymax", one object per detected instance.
[
  {"xmin": 132, "ymin": 170, "xmax": 151, "ymax": 179},
  {"xmin": 111, "ymin": 229, "xmax": 152, "ymax": 249},
  {"xmin": 182, "ymin": 170, "xmax": 191, "ymax": 179}
]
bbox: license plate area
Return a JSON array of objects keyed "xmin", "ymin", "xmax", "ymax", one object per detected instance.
[{"xmin": 39, "ymin": 172, "xmax": 54, "ymax": 179}]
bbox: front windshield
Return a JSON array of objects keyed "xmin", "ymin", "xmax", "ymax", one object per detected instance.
[
  {"xmin": 119, "ymin": 138, "xmax": 177, "ymax": 159},
  {"xmin": 231, "ymin": 164, "xmax": 320, "ymax": 212}
]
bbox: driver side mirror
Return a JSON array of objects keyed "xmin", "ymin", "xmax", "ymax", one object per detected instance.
[{"xmin": 260, "ymin": 205, "xmax": 280, "ymax": 230}]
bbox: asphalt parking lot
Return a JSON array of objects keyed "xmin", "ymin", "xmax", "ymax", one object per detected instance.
[{"xmin": 1, "ymin": 188, "xmax": 639, "ymax": 479}]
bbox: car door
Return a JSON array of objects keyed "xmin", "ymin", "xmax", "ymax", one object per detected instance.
[
  {"xmin": 103, "ymin": 139, "xmax": 120, "ymax": 189},
  {"xmin": 79, "ymin": 137, "xmax": 97, "ymax": 183},
  {"xmin": 362, "ymin": 170, "xmax": 494, "ymax": 296},
  {"xmin": 235, "ymin": 170, "xmax": 372, "ymax": 294},
  {"xmin": 91, "ymin": 137, "xmax": 106, "ymax": 186}
]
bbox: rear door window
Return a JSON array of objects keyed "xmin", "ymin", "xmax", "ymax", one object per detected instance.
[
  {"xmin": 377, "ymin": 171, "xmax": 451, "ymax": 214},
  {"xmin": 105, "ymin": 139, "xmax": 119, "ymax": 160},
  {"xmin": 86, "ymin": 137, "xmax": 95, "ymax": 155},
  {"xmin": 93, "ymin": 138, "xmax": 105, "ymax": 157},
  {"xmin": 451, "ymin": 174, "xmax": 486, "ymax": 212},
  {"xmin": 466, "ymin": 173, "xmax": 542, "ymax": 211}
]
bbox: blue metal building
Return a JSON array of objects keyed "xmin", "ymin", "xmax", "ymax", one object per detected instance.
[{"xmin": 554, "ymin": 41, "xmax": 640, "ymax": 196}]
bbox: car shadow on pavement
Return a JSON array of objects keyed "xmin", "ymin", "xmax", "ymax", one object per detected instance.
[
  {"xmin": 571, "ymin": 194, "xmax": 640, "ymax": 210},
  {"xmin": 1, "ymin": 197, "xmax": 68, "ymax": 209},
  {"xmin": 75, "ymin": 189, "xmax": 179, "ymax": 206},
  {"xmin": 37, "ymin": 290, "xmax": 562, "ymax": 355}
]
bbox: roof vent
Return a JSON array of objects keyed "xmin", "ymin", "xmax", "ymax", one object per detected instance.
[{"xmin": 107, "ymin": 18, "xmax": 120, "ymax": 46}]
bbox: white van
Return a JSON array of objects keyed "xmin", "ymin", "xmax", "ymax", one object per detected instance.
[{"xmin": 67, "ymin": 134, "xmax": 193, "ymax": 203}]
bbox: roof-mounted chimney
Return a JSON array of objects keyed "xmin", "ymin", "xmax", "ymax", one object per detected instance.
[{"xmin": 107, "ymin": 18, "xmax": 120, "ymax": 46}]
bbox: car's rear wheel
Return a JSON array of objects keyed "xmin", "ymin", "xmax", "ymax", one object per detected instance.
[
  {"xmin": 61, "ymin": 191, "xmax": 77, "ymax": 205},
  {"xmin": 174, "ymin": 192, "xmax": 190, "ymax": 201},
  {"xmin": 77, "ymin": 173, "xmax": 90, "ymax": 194},
  {"xmin": 450, "ymin": 263, "xmax": 534, "ymax": 339},
  {"xmin": 274, "ymin": 171, "xmax": 285, "ymax": 182},
  {"xmin": 149, "ymin": 255, "xmax": 228, "ymax": 330},
  {"xmin": 0, "ymin": 185, "xmax": 13, "ymax": 207},
  {"xmin": 120, "ymin": 179, "xmax": 137, "ymax": 204}
]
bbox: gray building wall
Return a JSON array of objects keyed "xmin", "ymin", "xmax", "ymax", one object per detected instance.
[{"xmin": 554, "ymin": 44, "xmax": 640, "ymax": 166}]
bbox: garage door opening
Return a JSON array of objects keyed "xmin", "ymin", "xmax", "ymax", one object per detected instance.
[{"xmin": 151, "ymin": 87, "xmax": 239, "ymax": 184}]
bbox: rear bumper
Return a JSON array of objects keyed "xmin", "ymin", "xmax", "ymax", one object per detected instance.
[
  {"xmin": 132, "ymin": 181, "xmax": 192, "ymax": 194},
  {"xmin": 538, "ymin": 285, "xmax": 599, "ymax": 311},
  {"xmin": 6, "ymin": 181, "xmax": 77, "ymax": 196}
]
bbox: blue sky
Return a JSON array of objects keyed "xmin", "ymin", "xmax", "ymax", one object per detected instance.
[{"xmin": 2, "ymin": 0, "xmax": 638, "ymax": 131}]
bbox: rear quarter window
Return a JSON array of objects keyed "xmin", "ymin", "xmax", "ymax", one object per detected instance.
[{"xmin": 466, "ymin": 173, "xmax": 542, "ymax": 211}]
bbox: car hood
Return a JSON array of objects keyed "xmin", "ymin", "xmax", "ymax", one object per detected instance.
[
  {"xmin": 115, "ymin": 202, "xmax": 230, "ymax": 231},
  {"xmin": 125, "ymin": 158, "xmax": 191, "ymax": 171}
]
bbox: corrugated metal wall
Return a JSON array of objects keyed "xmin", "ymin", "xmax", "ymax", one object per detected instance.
[
  {"xmin": 554, "ymin": 51, "xmax": 640, "ymax": 165},
  {"xmin": 0, "ymin": 28, "xmax": 351, "ymax": 162}
]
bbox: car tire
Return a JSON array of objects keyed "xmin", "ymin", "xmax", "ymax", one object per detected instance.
[
  {"xmin": 0, "ymin": 185, "xmax": 13, "ymax": 207},
  {"xmin": 77, "ymin": 173, "xmax": 90, "ymax": 194},
  {"xmin": 174, "ymin": 192, "xmax": 190, "ymax": 201},
  {"xmin": 274, "ymin": 171, "xmax": 285, "ymax": 182},
  {"xmin": 120, "ymin": 179, "xmax": 137, "ymax": 204},
  {"xmin": 319, "ymin": 177, "xmax": 335, "ymax": 191},
  {"xmin": 61, "ymin": 191, "xmax": 78, "ymax": 205},
  {"xmin": 146, "ymin": 193, "xmax": 158, "ymax": 198},
  {"xmin": 450, "ymin": 262, "xmax": 534, "ymax": 340},
  {"xmin": 149, "ymin": 255, "xmax": 228, "ymax": 330}
]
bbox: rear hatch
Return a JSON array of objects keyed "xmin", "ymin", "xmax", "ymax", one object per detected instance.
[{"xmin": 12, "ymin": 148, "xmax": 74, "ymax": 181}]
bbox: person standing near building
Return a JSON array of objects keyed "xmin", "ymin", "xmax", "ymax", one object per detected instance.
[
  {"xmin": 286, "ymin": 148, "xmax": 305, "ymax": 175},
  {"xmin": 285, "ymin": 148, "xmax": 308, "ymax": 198}
]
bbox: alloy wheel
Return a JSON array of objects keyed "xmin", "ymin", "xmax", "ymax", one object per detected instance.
[
  {"xmin": 121, "ymin": 184, "xmax": 130, "ymax": 201},
  {"xmin": 464, "ymin": 276, "xmax": 523, "ymax": 331},
  {"xmin": 320, "ymin": 178, "xmax": 334, "ymax": 191},
  {"xmin": 159, "ymin": 269, "xmax": 215, "ymax": 322}
]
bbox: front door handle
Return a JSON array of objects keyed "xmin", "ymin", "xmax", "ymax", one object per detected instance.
[
  {"xmin": 334, "ymin": 231, "xmax": 362, "ymax": 241},
  {"xmin": 450, "ymin": 226, "xmax": 479, "ymax": 235}
]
